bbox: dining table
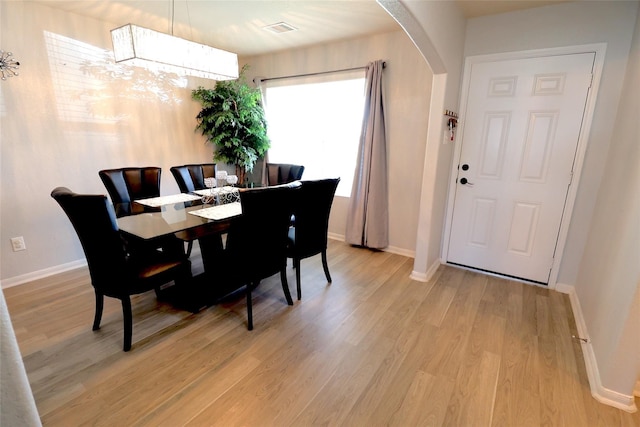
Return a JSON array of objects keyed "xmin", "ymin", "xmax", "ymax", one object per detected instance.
[
  {"xmin": 116, "ymin": 192, "xmax": 240, "ymax": 242},
  {"xmin": 116, "ymin": 189, "xmax": 244, "ymax": 311}
]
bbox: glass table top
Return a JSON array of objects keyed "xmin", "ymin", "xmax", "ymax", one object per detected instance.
[{"xmin": 116, "ymin": 199, "xmax": 239, "ymax": 241}]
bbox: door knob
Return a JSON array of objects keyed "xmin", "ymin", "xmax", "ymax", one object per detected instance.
[
  {"xmin": 460, "ymin": 177, "xmax": 474, "ymax": 186},
  {"xmin": 461, "ymin": 164, "xmax": 469, "ymax": 171}
]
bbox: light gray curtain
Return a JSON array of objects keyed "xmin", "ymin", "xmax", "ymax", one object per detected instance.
[
  {"xmin": 345, "ymin": 60, "xmax": 388, "ymax": 249},
  {"xmin": 253, "ymin": 76, "xmax": 270, "ymax": 187}
]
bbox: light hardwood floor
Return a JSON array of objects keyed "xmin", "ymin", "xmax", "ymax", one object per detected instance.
[{"xmin": 5, "ymin": 240, "xmax": 639, "ymax": 426}]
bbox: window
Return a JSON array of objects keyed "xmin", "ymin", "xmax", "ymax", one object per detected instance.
[{"xmin": 262, "ymin": 71, "xmax": 365, "ymax": 197}]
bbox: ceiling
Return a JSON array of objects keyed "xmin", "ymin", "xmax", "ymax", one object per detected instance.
[{"xmin": 36, "ymin": 0, "xmax": 572, "ymax": 57}]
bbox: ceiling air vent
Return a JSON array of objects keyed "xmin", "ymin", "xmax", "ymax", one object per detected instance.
[{"xmin": 263, "ymin": 22, "xmax": 298, "ymax": 34}]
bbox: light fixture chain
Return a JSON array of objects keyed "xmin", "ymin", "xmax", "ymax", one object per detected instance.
[
  {"xmin": 186, "ymin": 0, "xmax": 193, "ymax": 41},
  {"xmin": 170, "ymin": 0, "xmax": 175, "ymax": 36}
]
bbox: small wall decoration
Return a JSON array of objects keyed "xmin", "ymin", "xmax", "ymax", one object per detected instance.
[
  {"xmin": 444, "ymin": 109, "xmax": 459, "ymax": 142},
  {"xmin": 0, "ymin": 50, "xmax": 20, "ymax": 80}
]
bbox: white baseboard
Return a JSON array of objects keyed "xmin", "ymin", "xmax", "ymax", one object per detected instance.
[
  {"xmin": 410, "ymin": 258, "xmax": 441, "ymax": 283},
  {"xmin": 327, "ymin": 232, "xmax": 344, "ymax": 242},
  {"xmin": 1, "ymin": 259, "xmax": 88, "ymax": 289},
  {"xmin": 556, "ymin": 283, "xmax": 638, "ymax": 413},
  {"xmin": 385, "ymin": 246, "xmax": 415, "ymax": 258}
]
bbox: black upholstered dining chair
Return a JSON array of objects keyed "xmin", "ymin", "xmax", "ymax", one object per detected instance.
[
  {"xmin": 98, "ymin": 166, "xmax": 161, "ymax": 214},
  {"xmin": 170, "ymin": 163, "xmax": 217, "ymax": 193},
  {"xmin": 286, "ymin": 178, "xmax": 340, "ymax": 300},
  {"xmin": 216, "ymin": 181, "xmax": 301, "ymax": 330},
  {"xmin": 51, "ymin": 187, "xmax": 192, "ymax": 351},
  {"xmin": 98, "ymin": 166, "xmax": 185, "ymax": 257},
  {"xmin": 169, "ymin": 163, "xmax": 221, "ymax": 259},
  {"xmin": 266, "ymin": 163, "xmax": 305, "ymax": 186}
]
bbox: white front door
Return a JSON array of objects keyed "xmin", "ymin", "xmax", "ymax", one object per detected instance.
[{"xmin": 446, "ymin": 53, "xmax": 594, "ymax": 284}]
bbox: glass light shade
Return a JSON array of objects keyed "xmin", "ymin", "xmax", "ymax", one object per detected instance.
[{"xmin": 111, "ymin": 24, "xmax": 238, "ymax": 80}]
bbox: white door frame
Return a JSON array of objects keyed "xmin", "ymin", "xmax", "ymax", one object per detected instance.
[{"xmin": 441, "ymin": 43, "xmax": 607, "ymax": 289}]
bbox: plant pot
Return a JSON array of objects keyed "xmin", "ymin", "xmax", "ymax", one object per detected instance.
[{"xmin": 236, "ymin": 165, "xmax": 247, "ymax": 187}]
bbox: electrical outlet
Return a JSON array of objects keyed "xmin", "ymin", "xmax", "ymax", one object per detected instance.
[{"xmin": 10, "ymin": 236, "xmax": 26, "ymax": 252}]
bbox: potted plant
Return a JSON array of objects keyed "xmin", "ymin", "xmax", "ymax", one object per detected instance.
[{"xmin": 192, "ymin": 65, "xmax": 270, "ymax": 185}]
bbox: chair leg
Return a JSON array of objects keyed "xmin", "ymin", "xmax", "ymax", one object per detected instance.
[
  {"xmin": 185, "ymin": 241, "xmax": 193, "ymax": 258},
  {"xmin": 246, "ymin": 284, "xmax": 253, "ymax": 331},
  {"xmin": 121, "ymin": 296, "xmax": 133, "ymax": 352},
  {"xmin": 321, "ymin": 250, "xmax": 332, "ymax": 283},
  {"xmin": 294, "ymin": 258, "xmax": 302, "ymax": 300},
  {"xmin": 280, "ymin": 268, "xmax": 294, "ymax": 305},
  {"xmin": 93, "ymin": 290, "xmax": 104, "ymax": 330}
]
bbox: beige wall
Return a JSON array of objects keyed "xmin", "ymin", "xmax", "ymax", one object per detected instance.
[
  {"xmin": 241, "ymin": 30, "xmax": 433, "ymax": 256},
  {"xmin": 0, "ymin": 1, "xmax": 213, "ymax": 281},
  {"xmin": 379, "ymin": 0, "xmax": 467, "ymax": 278},
  {"xmin": 574, "ymin": 5, "xmax": 640, "ymax": 395}
]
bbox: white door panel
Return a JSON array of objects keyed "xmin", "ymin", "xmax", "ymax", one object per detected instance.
[{"xmin": 447, "ymin": 53, "xmax": 594, "ymax": 283}]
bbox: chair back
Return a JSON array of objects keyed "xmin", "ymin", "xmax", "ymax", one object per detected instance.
[
  {"xmin": 225, "ymin": 181, "xmax": 301, "ymax": 284},
  {"xmin": 170, "ymin": 163, "xmax": 217, "ymax": 193},
  {"xmin": 266, "ymin": 163, "xmax": 305, "ymax": 186},
  {"xmin": 291, "ymin": 178, "xmax": 340, "ymax": 258},
  {"xmin": 51, "ymin": 187, "xmax": 128, "ymax": 292},
  {"xmin": 99, "ymin": 167, "xmax": 161, "ymax": 205}
]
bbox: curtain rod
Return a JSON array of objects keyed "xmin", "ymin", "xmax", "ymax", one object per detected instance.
[{"xmin": 254, "ymin": 61, "xmax": 386, "ymax": 84}]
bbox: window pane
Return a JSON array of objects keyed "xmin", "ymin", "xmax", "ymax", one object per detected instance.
[{"xmin": 264, "ymin": 77, "xmax": 365, "ymax": 197}]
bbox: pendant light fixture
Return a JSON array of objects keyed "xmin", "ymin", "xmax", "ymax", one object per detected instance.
[{"xmin": 111, "ymin": 1, "xmax": 238, "ymax": 80}]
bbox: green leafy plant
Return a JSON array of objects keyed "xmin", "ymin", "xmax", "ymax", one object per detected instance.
[{"xmin": 192, "ymin": 65, "xmax": 270, "ymax": 184}]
